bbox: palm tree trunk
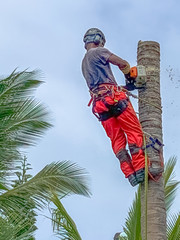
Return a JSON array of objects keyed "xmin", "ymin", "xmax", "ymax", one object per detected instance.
[{"xmin": 137, "ymin": 41, "xmax": 167, "ymax": 240}]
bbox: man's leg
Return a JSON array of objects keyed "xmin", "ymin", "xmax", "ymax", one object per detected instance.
[
  {"xmin": 101, "ymin": 117, "xmax": 135, "ymax": 179},
  {"xmin": 93, "ymin": 98, "xmax": 139, "ymax": 185},
  {"xmin": 116, "ymin": 102, "xmax": 146, "ymax": 180}
]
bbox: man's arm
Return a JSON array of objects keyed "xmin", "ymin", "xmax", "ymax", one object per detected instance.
[
  {"xmin": 108, "ymin": 54, "xmax": 130, "ymax": 74},
  {"xmin": 108, "ymin": 53, "xmax": 137, "ymax": 91}
]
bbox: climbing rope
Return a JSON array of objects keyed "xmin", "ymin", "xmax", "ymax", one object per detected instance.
[{"xmin": 143, "ymin": 134, "xmax": 148, "ymax": 240}]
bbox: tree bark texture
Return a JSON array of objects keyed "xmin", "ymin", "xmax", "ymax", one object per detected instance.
[{"xmin": 137, "ymin": 41, "xmax": 167, "ymax": 240}]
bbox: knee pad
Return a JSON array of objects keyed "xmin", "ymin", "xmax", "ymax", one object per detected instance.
[
  {"xmin": 116, "ymin": 149, "xmax": 131, "ymax": 163},
  {"xmin": 129, "ymin": 144, "xmax": 141, "ymax": 155}
]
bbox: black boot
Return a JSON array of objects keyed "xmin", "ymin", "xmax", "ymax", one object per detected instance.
[
  {"xmin": 128, "ymin": 173, "xmax": 138, "ymax": 187},
  {"xmin": 135, "ymin": 168, "xmax": 145, "ymax": 183}
]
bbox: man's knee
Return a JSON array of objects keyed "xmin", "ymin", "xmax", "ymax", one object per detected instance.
[
  {"xmin": 116, "ymin": 149, "xmax": 131, "ymax": 163},
  {"xmin": 129, "ymin": 143, "xmax": 141, "ymax": 155}
]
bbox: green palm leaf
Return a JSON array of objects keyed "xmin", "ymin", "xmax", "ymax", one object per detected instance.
[
  {"xmin": 0, "ymin": 69, "xmax": 91, "ymax": 239},
  {"xmin": 0, "ymin": 161, "xmax": 91, "ymax": 214},
  {"xmin": 0, "ymin": 214, "xmax": 36, "ymax": 240},
  {"xmin": 0, "ymin": 150, "xmax": 22, "ymax": 192},
  {"xmin": 50, "ymin": 193, "xmax": 82, "ymax": 240},
  {"xmin": 0, "ymin": 158, "xmax": 37, "ymax": 240},
  {"xmin": 123, "ymin": 187, "xmax": 142, "ymax": 240},
  {"xmin": 120, "ymin": 157, "xmax": 179, "ymax": 239},
  {"xmin": 0, "ymin": 69, "xmax": 43, "ymax": 126},
  {"xmin": 167, "ymin": 214, "xmax": 180, "ymax": 240},
  {"xmin": 164, "ymin": 156, "xmax": 180, "ymax": 212},
  {"xmin": 0, "ymin": 69, "xmax": 52, "ymax": 179},
  {"xmin": 0, "ymin": 69, "xmax": 51, "ymax": 146},
  {"xmin": 0, "ymin": 99, "xmax": 52, "ymax": 147},
  {"xmin": 0, "ymin": 183, "xmax": 8, "ymax": 191},
  {"xmin": 0, "ymin": 69, "xmax": 43, "ymax": 101}
]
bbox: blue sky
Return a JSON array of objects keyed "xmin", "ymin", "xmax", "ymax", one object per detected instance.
[{"xmin": 0, "ymin": 0, "xmax": 180, "ymax": 239}]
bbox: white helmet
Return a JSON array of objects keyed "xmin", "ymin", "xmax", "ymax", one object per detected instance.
[{"xmin": 83, "ymin": 28, "xmax": 106, "ymax": 46}]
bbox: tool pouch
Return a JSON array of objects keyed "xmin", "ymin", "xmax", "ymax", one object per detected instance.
[{"xmin": 98, "ymin": 99, "xmax": 129, "ymax": 121}]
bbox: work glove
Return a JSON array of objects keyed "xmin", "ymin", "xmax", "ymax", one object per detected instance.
[{"xmin": 124, "ymin": 72, "xmax": 137, "ymax": 91}]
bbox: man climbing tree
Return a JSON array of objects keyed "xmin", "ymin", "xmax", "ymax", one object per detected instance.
[{"xmin": 81, "ymin": 28, "xmax": 145, "ymax": 186}]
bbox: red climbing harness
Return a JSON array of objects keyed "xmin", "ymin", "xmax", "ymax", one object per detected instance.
[{"xmin": 89, "ymin": 84, "xmax": 146, "ymax": 179}]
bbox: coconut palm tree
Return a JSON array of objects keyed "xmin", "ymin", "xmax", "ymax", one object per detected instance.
[
  {"xmin": 137, "ymin": 41, "xmax": 166, "ymax": 239},
  {"xmin": 115, "ymin": 156, "xmax": 180, "ymax": 240},
  {"xmin": 0, "ymin": 159, "xmax": 90, "ymax": 240},
  {"xmin": 0, "ymin": 69, "xmax": 51, "ymax": 187},
  {"xmin": 0, "ymin": 70, "xmax": 90, "ymax": 240}
]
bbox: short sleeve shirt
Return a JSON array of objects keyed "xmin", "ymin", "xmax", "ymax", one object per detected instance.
[{"xmin": 82, "ymin": 47, "xmax": 117, "ymax": 90}]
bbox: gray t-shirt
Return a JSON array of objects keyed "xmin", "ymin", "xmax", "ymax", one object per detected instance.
[{"xmin": 82, "ymin": 47, "xmax": 117, "ymax": 90}]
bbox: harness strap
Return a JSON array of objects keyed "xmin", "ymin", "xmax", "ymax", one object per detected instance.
[
  {"xmin": 142, "ymin": 137, "xmax": 164, "ymax": 152},
  {"xmin": 88, "ymin": 97, "xmax": 93, "ymax": 107},
  {"xmin": 128, "ymin": 136, "xmax": 164, "ymax": 181},
  {"xmin": 88, "ymin": 84, "xmax": 124, "ymax": 106},
  {"xmin": 142, "ymin": 135, "xmax": 164, "ymax": 181},
  {"xmin": 89, "ymin": 84, "xmax": 129, "ymax": 121}
]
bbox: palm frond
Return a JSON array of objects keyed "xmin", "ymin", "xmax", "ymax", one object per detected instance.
[
  {"xmin": 0, "ymin": 69, "xmax": 52, "ymax": 149},
  {"xmin": 0, "ymin": 161, "xmax": 91, "ymax": 214},
  {"xmin": 164, "ymin": 156, "xmax": 177, "ymax": 186},
  {"xmin": 0, "ymin": 213, "xmax": 36, "ymax": 240},
  {"xmin": 0, "ymin": 148, "xmax": 20, "ymax": 166},
  {"xmin": 0, "ymin": 150, "xmax": 23, "ymax": 191},
  {"xmin": 119, "ymin": 157, "xmax": 179, "ymax": 239},
  {"xmin": 0, "ymin": 69, "xmax": 43, "ymax": 101},
  {"xmin": 164, "ymin": 156, "xmax": 180, "ymax": 212},
  {"xmin": 0, "ymin": 99, "xmax": 52, "ymax": 147},
  {"xmin": 123, "ymin": 187, "xmax": 142, "ymax": 240},
  {"xmin": 0, "ymin": 183, "xmax": 8, "ymax": 191},
  {"xmin": 167, "ymin": 213, "xmax": 180, "ymax": 240},
  {"xmin": 0, "ymin": 69, "xmax": 52, "ymax": 176},
  {"xmin": 0, "ymin": 177, "xmax": 37, "ymax": 239},
  {"xmin": 50, "ymin": 193, "xmax": 82, "ymax": 240}
]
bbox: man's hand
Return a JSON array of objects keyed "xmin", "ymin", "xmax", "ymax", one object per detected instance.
[{"xmin": 124, "ymin": 72, "xmax": 137, "ymax": 91}]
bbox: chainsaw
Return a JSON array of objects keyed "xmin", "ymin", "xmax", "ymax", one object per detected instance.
[{"xmin": 125, "ymin": 65, "xmax": 146, "ymax": 90}]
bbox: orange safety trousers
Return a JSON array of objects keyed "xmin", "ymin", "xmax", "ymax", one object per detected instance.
[{"xmin": 93, "ymin": 89, "xmax": 145, "ymax": 178}]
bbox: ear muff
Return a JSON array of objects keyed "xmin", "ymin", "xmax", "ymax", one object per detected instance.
[{"xmin": 93, "ymin": 34, "xmax": 101, "ymax": 45}]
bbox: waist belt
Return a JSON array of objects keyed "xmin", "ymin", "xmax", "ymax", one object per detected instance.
[
  {"xmin": 88, "ymin": 84, "xmax": 123, "ymax": 106},
  {"xmin": 88, "ymin": 84, "xmax": 128, "ymax": 121},
  {"xmin": 90, "ymin": 84, "xmax": 121, "ymax": 98}
]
